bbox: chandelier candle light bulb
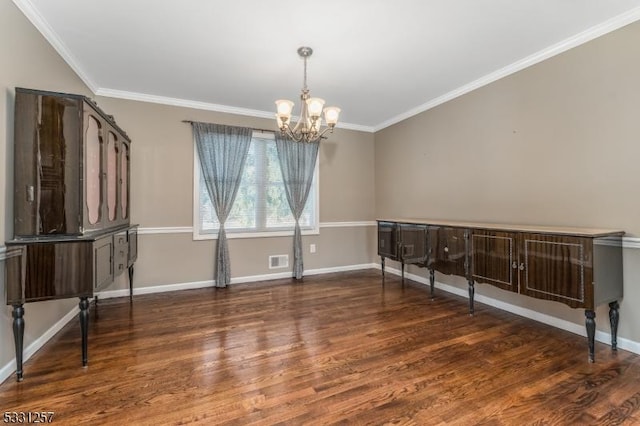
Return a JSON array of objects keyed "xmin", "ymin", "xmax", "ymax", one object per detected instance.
[{"xmin": 275, "ymin": 46, "xmax": 340, "ymax": 143}]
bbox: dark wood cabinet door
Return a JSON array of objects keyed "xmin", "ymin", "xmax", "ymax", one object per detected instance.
[
  {"xmin": 378, "ymin": 222, "xmax": 398, "ymax": 260},
  {"xmin": 471, "ymin": 230, "xmax": 518, "ymax": 292},
  {"xmin": 520, "ymin": 233, "xmax": 593, "ymax": 309},
  {"xmin": 14, "ymin": 93, "xmax": 82, "ymax": 236},
  {"xmin": 428, "ymin": 226, "xmax": 467, "ymax": 276},
  {"xmin": 399, "ymin": 224, "xmax": 427, "ymax": 264},
  {"xmin": 93, "ymin": 236, "xmax": 114, "ymax": 291}
]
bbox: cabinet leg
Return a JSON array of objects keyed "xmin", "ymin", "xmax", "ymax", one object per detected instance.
[
  {"xmin": 79, "ymin": 297, "xmax": 90, "ymax": 367},
  {"xmin": 401, "ymin": 263, "xmax": 405, "ymax": 285},
  {"xmin": 128, "ymin": 265, "xmax": 135, "ymax": 301},
  {"xmin": 429, "ymin": 269, "xmax": 435, "ymax": 300},
  {"xmin": 609, "ymin": 301, "xmax": 619, "ymax": 352},
  {"xmin": 12, "ymin": 304, "xmax": 25, "ymax": 382},
  {"xmin": 585, "ymin": 310, "xmax": 596, "ymax": 363},
  {"xmin": 381, "ymin": 257, "xmax": 385, "ymax": 279},
  {"xmin": 468, "ymin": 279, "xmax": 475, "ymax": 316}
]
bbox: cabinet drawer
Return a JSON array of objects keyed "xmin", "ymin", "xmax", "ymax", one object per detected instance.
[{"xmin": 114, "ymin": 232, "xmax": 128, "ymax": 277}]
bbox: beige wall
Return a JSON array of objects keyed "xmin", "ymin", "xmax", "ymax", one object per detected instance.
[
  {"xmin": 3, "ymin": 0, "xmax": 640, "ymax": 381},
  {"xmin": 375, "ymin": 21, "xmax": 640, "ymax": 344},
  {"xmin": 0, "ymin": 1, "xmax": 376, "ymax": 378},
  {"xmin": 91, "ymin": 97, "xmax": 377, "ymax": 293},
  {"xmin": 0, "ymin": 1, "xmax": 93, "ymax": 376}
]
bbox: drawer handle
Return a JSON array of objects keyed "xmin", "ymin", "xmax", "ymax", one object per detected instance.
[
  {"xmin": 519, "ymin": 263, "xmax": 525, "ymax": 271},
  {"xmin": 512, "ymin": 261, "xmax": 518, "ymax": 269}
]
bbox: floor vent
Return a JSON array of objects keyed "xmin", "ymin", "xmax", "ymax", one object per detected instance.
[{"xmin": 269, "ymin": 254, "xmax": 289, "ymax": 269}]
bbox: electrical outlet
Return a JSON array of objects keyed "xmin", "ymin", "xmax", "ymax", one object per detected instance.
[{"xmin": 310, "ymin": 244, "xmax": 316, "ymax": 253}]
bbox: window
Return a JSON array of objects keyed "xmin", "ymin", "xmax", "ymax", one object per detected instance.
[{"xmin": 193, "ymin": 131, "xmax": 319, "ymax": 239}]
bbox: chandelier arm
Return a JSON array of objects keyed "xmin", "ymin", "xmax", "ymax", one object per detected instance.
[{"xmin": 316, "ymin": 126, "xmax": 334, "ymax": 140}]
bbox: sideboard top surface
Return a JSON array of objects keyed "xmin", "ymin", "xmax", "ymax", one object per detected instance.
[{"xmin": 377, "ymin": 218, "xmax": 624, "ymax": 238}]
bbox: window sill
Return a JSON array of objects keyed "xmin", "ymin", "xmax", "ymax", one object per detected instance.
[{"xmin": 193, "ymin": 227, "xmax": 320, "ymax": 241}]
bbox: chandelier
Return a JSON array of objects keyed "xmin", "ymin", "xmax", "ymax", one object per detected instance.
[{"xmin": 275, "ymin": 47, "xmax": 341, "ymax": 143}]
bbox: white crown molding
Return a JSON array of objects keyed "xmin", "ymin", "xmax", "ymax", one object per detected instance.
[
  {"xmin": 96, "ymin": 88, "xmax": 375, "ymax": 133},
  {"xmin": 11, "ymin": 1, "xmax": 374, "ymax": 133},
  {"xmin": 373, "ymin": 6, "xmax": 640, "ymax": 132},
  {"xmin": 11, "ymin": 0, "xmax": 99, "ymax": 93},
  {"xmin": 15, "ymin": 0, "xmax": 640, "ymax": 134}
]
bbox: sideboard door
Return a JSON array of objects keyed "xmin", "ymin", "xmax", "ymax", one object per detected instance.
[
  {"xmin": 378, "ymin": 222, "xmax": 398, "ymax": 260},
  {"xmin": 471, "ymin": 230, "xmax": 518, "ymax": 292},
  {"xmin": 399, "ymin": 224, "xmax": 428, "ymax": 264},
  {"xmin": 427, "ymin": 226, "xmax": 467, "ymax": 276},
  {"xmin": 519, "ymin": 234, "xmax": 593, "ymax": 309}
]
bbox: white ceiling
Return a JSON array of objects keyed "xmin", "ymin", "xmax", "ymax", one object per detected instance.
[{"xmin": 13, "ymin": 0, "xmax": 640, "ymax": 132}]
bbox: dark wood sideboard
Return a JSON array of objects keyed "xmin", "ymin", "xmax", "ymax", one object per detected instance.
[
  {"xmin": 377, "ymin": 218, "xmax": 624, "ymax": 362},
  {"xmin": 5, "ymin": 88, "xmax": 138, "ymax": 381}
]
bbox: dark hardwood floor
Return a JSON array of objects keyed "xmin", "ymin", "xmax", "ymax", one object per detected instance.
[{"xmin": 2, "ymin": 270, "xmax": 640, "ymax": 425}]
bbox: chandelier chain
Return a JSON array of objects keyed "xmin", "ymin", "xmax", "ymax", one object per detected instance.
[{"xmin": 303, "ymin": 55, "xmax": 308, "ymax": 92}]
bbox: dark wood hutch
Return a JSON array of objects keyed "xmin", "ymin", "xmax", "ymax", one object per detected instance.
[
  {"xmin": 5, "ymin": 87, "xmax": 138, "ymax": 381},
  {"xmin": 378, "ymin": 218, "xmax": 624, "ymax": 363}
]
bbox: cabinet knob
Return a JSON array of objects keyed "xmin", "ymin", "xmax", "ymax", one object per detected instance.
[
  {"xmin": 519, "ymin": 263, "xmax": 525, "ymax": 271},
  {"xmin": 512, "ymin": 261, "xmax": 518, "ymax": 269},
  {"xmin": 444, "ymin": 247, "xmax": 449, "ymax": 253}
]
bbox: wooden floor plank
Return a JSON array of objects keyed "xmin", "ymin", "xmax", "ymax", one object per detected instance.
[{"xmin": 1, "ymin": 270, "xmax": 640, "ymax": 425}]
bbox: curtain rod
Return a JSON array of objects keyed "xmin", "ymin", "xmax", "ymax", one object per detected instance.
[{"xmin": 181, "ymin": 120, "xmax": 275, "ymax": 134}]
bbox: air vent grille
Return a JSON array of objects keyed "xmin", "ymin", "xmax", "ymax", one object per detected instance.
[{"xmin": 269, "ymin": 255, "xmax": 289, "ymax": 269}]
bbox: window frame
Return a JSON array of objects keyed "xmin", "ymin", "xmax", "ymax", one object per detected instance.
[{"xmin": 192, "ymin": 130, "xmax": 320, "ymax": 240}]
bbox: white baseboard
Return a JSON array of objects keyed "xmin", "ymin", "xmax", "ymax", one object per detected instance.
[
  {"xmin": 4, "ymin": 261, "xmax": 637, "ymax": 384},
  {"xmin": 379, "ymin": 265, "xmax": 640, "ymax": 356},
  {"xmin": 0, "ymin": 306, "xmax": 81, "ymax": 384},
  {"xmin": 0, "ymin": 263, "xmax": 376, "ymax": 383}
]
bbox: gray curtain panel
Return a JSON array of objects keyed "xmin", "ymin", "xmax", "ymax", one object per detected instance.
[
  {"xmin": 275, "ymin": 134, "xmax": 320, "ymax": 279},
  {"xmin": 192, "ymin": 122, "xmax": 252, "ymax": 287}
]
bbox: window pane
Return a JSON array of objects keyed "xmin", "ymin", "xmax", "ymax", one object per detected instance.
[{"xmin": 197, "ymin": 132, "xmax": 317, "ymax": 236}]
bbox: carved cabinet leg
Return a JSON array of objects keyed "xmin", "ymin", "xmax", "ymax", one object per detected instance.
[
  {"xmin": 468, "ymin": 279, "xmax": 475, "ymax": 316},
  {"xmin": 585, "ymin": 309, "xmax": 596, "ymax": 363},
  {"xmin": 79, "ymin": 297, "xmax": 90, "ymax": 367},
  {"xmin": 12, "ymin": 304, "xmax": 25, "ymax": 382},
  {"xmin": 429, "ymin": 269, "xmax": 435, "ymax": 300},
  {"xmin": 609, "ymin": 301, "xmax": 619, "ymax": 352}
]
